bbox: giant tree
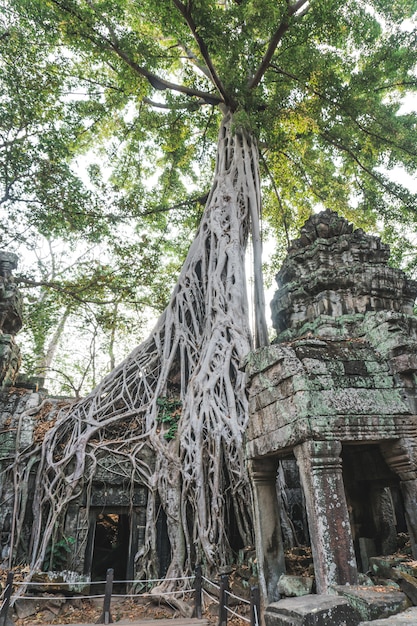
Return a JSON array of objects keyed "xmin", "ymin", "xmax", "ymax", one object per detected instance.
[{"xmin": 4, "ymin": 0, "xmax": 417, "ymax": 589}]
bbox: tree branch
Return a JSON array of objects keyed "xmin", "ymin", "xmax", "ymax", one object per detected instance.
[
  {"xmin": 107, "ymin": 40, "xmax": 222, "ymax": 105},
  {"xmin": 15, "ymin": 277, "xmax": 125, "ymax": 305},
  {"xmin": 321, "ymin": 131, "xmax": 415, "ymax": 204},
  {"xmin": 259, "ymin": 152, "xmax": 290, "ymax": 246},
  {"xmin": 49, "ymin": 0, "xmax": 222, "ymax": 105},
  {"xmin": 179, "ymin": 43, "xmax": 213, "ymax": 81},
  {"xmin": 374, "ymin": 80, "xmax": 417, "ymax": 92},
  {"xmin": 248, "ymin": 0, "xmax": 310, "ymax": 90},
  {"xmin": 143, "ymin": 96, "xmax": 208, "ymax": 110},
  {"xmin": 171, "ymin": 0, "xmax": 233, "ymax": 107},
  {"xmin": 270, "ymin": 64, "xmax": 417, "ymax": 159}
]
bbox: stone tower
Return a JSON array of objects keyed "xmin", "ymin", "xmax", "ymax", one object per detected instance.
[{"xmin": 246, "ymin": 210, "xmax": 417, "ymax": 600}]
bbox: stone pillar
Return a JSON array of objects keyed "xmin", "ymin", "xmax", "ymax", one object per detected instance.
[
  {"xmin": 294, "ymin": 440, "xmax": 358, "ymax": 593},
  {"xmin": 0, "ymin": 251, "xmax": 22, "ymax": 335},
  {"xmin": 249, "ymin": 457, "xmax": 285, "ymax": 603},
  {"xmin": 370, "ymin": 486, "xmax": 398, "ymax": 555},
  {"xmin": 381, "ymin": 439, "xmax": 417, "ymax": 558},
  {"xmin": 0, "ymin": 251, "xmax": 22, "ymax": 389}
]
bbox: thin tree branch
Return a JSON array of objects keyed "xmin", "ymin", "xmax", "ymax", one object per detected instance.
[
  {"xmin": 180, "ymin": 44, "xmax": 212, "ymax": 80},
  {"xmin": 269, "ymin": 64, "xmax": 417, "ymax": 159},
  {"xmin": 248, "ymin": 0, "xmax": 310, "ymax": 90},
  {"xmin": 321, "ymin": 131, "xmax": 415, "ymax": 204},
  {"xmin": 171, "ymin": 0, "xmax": 233, "ymax": 107},
  {"xmin": 15, "ymin": 277, "xmax": 125, "ymax": 305},
  {"xmin": 374, "ymin": 80, "xmax": 417, "ymax": 92},
  {"xmin": 143, "ymin": 96, "xmax": 209, "ymax": 110},
  {"xmin": 259, "ymin": 152, "xmax": 290, "ymax": 246},
  {"xmin": 49, "ymin": 0, "xmax": 222, "ymax": 105}
]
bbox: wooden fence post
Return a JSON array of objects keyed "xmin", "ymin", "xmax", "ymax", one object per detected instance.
[
  {"xmin": 194, "ymin": 564, "xmax": 202, "ymax": 619},
  {"xmin": 97, "ymin": 568, "xmax": 114, "ymax": 624},
  {"xmin": 250, "ymin": 585, "xmax": 260, "ymax": 626},
  {"xmin": 218, "ymin": 573, "xmax": 229, "ymax": 626},
  {"xmin": 0, "ymin": 572, "xmax": 14, "ymax": 626}
]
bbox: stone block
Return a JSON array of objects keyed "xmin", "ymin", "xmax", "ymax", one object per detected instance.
[
  {"xmin": 369, "ymin": 557, "xmax": 417, "ymax": 580},
  {"xmin": 42, "ymin": 594, "xmax": 66, "ymax": 614},
  {"xmin": 391, "ymin": 570, "xmax": 417, "ymax": 605},
  {"xmin": 265, "ymin": 594, "xmax": 361, "ymax": 625},
  {"xmin": 277, "ymin": 574, "xmax": 314, "ymax": 597},
  {"xmin": 358, "ymin": 606, "xmax": 417, "ymax": 624},
  {"xmin": 359, "ymin": 537, "xmax": 377, "ymax": 573},
  {"xmin": 331, "ymin": 585, "xmax": 410, "ymax": 622},
  {"xmin": 14, "ymin": 598, "xmax": 39, "ymax": 619}
]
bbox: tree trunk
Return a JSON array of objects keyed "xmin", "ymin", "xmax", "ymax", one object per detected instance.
[
  {"xmin": 36, "ymin": 306, "xmax": 70, "ymax": 376},
  {"xmin": 8, "ymin": 111, "xmax": 264, "ymax": 583}
]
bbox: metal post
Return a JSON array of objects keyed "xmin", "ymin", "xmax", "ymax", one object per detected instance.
[
  {"xmin": 250, "ymin": 586, "xmax": 260, "ymax": 626},
  {"xmin": 0, "ymin": 572, "xmax": 14, "ymax": 626},
  {"xmin": 218, "ymin": 573, "xmax": 229, "ymax": 626},
  {"xmin": 194, "ymin": 564, "xmax": 202, "ymax": 619},
  {"xmin": 98, "ymin": 568, "xmax": 114, "ymax": 624}
]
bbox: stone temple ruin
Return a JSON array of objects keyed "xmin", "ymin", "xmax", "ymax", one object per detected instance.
[
  {"xmin": 0, "ymin": 252, "xmax": 23, "ymax": 391},
  {"xmin": 246, "ymin": 210, "xmax": 417, "ymax": 623},
  {"xmin": 1, "ymin": 211, "xmax": 417, "ymax": 624},
  {"xmin": 0, "ymin": 256, "xmax": 170, "ymax": 584}
]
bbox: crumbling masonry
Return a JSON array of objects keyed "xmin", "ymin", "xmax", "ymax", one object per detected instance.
[{"xmin": 246, "ymin": 210, "xmax": 417, "ymax": 601}]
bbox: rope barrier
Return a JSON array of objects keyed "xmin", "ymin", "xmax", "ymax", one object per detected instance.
[
  {"xmin": 2, "ymin": 567, "xmax": 261, "ymax": 626},
  {"xmin": 224, "ymin": 605, "xmax": 250, "ymax": 623},
  {"xmin": 10, "ymin": 595, "xmax": 106, "ymax": 601},
  {"xmin": 201, "ymin": 576, "xmax": 220, "ymax": 590},
  {"xmin": 110, "ymin": 590, "xmax": 194, "ymax": 598},
  {"xmin": 225, "ymin": 589, "xmax": 250, "ymax": 605},
  {"xmin": 13, "ymin": 575, "xmax": 193, "ymax": 587},
  {"xmin": 14, "ymin": 581, "xmax": 93, "ymax": 587},
  {"xmin": 202, "ymin": 588, "xmax": 219, "ymax": 604},
  {"xmin": 9, "ymin": 589, "xmax": 195, "ymax": 602}
]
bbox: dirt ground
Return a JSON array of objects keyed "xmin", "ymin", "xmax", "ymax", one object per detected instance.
[
  {"xmin": 1, "ymin": 563, "xmax": 253, "ymax": 626},
  {"xmin": 14, "ymin": 596, "xmax": 197, "ymax": 626},
  {"xmin": 10, "ymin": 595, "xmax": 250, "ymax": 626}
]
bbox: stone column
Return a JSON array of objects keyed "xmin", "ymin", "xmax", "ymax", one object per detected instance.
[
  {"xmin": 249, "ymin": 457, "xmax": 285, "ymax": 604},
  {"xmin": 294, "ymin": 440, "xmax": 358, "ymax": 593},
  {"xmin": 381, "ymin": 439, "xmax": 417, "ymax": 558},
  {"xmin": 370, "ymin": 486, "xmax": 398, "ymax": 555}
]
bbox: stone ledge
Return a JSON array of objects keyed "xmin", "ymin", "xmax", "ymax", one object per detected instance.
[
  {"xmin": 358, "ymin": 606, "xmax": 417, "ymax": 624},
  {"xmin": 264, "ymin": 594, "xmax": 361, "ymax": 625},
  {"xmin": 331, "ymin": 585, "xmax": 410, "ymax": 622}
]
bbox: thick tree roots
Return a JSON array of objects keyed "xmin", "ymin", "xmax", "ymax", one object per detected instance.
[{"xmin": 4, "ymin": 112, "xmax": 263, "ymax": 588}]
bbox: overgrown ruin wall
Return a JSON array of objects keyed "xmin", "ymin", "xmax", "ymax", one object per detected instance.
[
  {"xmin": 0, "ymin": 386, "xmax": 162, "ymax": 580},
  {"xmin": 0, "ymin": 255, "xmax": 162, "ymax": 581}
]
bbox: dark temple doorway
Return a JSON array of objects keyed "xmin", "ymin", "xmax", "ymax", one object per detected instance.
[{"xmin": 85, "ymin": 509, "xmax": 137, "ymax": 592}]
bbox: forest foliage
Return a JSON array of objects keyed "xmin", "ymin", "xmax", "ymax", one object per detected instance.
[{"xmin": 1, "ymin": 0, "xmax": 417, "ymax": 386}]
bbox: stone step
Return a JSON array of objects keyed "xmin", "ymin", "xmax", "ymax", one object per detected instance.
[{"xmin": 359, "ymin": 607, "xmax": 417, "ymax": 624}]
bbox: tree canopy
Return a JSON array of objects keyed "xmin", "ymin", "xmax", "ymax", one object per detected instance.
[{"xmin": 1, "ymin": 0, "xmax": 417, "ymax": 386}]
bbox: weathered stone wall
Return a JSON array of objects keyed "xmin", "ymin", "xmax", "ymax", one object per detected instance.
[
  {"xmin": 246, "ymin": 210, "xmax": 417, "ymax": 600},
  {"xmin": 0, "ymin": 389, "xmax": 45, "ymax": 561},
  {"xmin": 272, "ymin": 211, "xmax": 417, "ymax": 342},
  {"xmin": 0, "ymin": 386, "xmax": 156, "ymax": 579},
  {"xmin": 0, "ymin": 252, "xmax": 23, "ymax": 390}
]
